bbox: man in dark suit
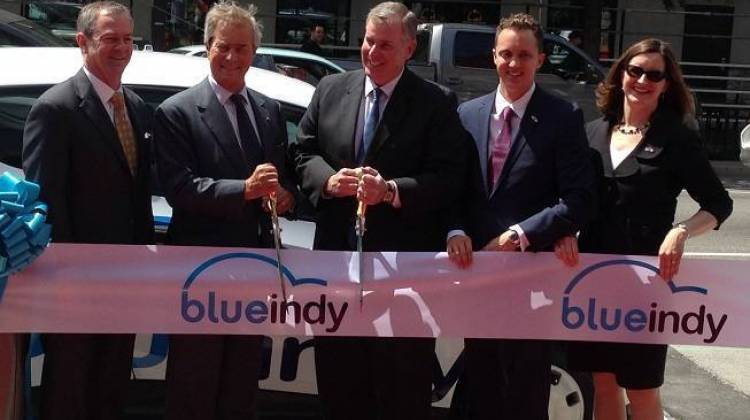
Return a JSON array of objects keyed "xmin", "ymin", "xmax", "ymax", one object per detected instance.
[
  {"xmin": 291, "ymin": 2, "xmax": 466, "ymax": 419},
  {"xmin": 300, "ymin": 24, "xmax": 325, "ymax": 56},
  {"xmin": 22, "ymin": 2, "xmax": 153, "ymax": 419},
  {"xmin": 154, "ymin": 3, "xmax": 294, "ymax": 419},
  {"xmin": 446, "ymin": 13, "xmax": 595, "ymax": 420}
]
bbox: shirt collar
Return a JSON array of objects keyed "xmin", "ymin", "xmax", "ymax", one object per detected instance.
[
  {"xmin": 494, "ymin": 82, "xmax": 535, "ymax": 120},
  {"xmin": 82, "ymin": 66, "xmax": 120, "ymax": 104},
  {"xmin": 208, "ymin": 73, "xmax": 248, "ymax": 106},
  {"xmin": 365, "ymin": 68, "xmax": 404, "ymax": 100}
]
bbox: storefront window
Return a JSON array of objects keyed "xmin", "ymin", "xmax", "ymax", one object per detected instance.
[{"xmin": 276, "ymin": 0, "xmax": 350, "ymax": 46}]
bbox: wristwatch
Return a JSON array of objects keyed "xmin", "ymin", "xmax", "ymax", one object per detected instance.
[
  {"xmin": 673, "ymin": 222, "xmax": 689, "ymax": 237},
  {"xmin": 382, "ymin": 181, "xmax": 396, "ymax": 204},
  {"xmin": 507, "ymin": 229, "xmax": 520, "ymax": 248}
]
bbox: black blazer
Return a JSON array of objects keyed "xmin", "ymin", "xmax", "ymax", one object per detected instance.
[
  {"xmin": 580, "ymin": 109, "xmax": 733, "ymax": 255},
  {"xmin": 22, "ymin": 69, "xmax": 154, "ymax": 244},
  {"xmin": 291, "ymin": 69, "xmax": 467, "ymax": 252},
  {"xmin": 154, "ymin": 78, "xmax": 294, "ymax": 247},
  {"xmin": 455, "ymin": 87, "xmax": 595, "ymax": 251}
]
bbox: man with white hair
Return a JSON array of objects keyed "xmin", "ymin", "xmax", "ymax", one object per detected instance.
[
  {"xmin": 154, "ymin": 2, "xmax": 295, "ymax": 419},
  {"xmin": 292, "ymin": 2, "xmax": 466, "ymax": 419}
]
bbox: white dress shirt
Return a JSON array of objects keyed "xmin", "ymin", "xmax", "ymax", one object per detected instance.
[
  {"xmin": 82, "ymin": 66, "xmax": 121, "ymax": 124},
  {"xmin": 208, "ymin": 74, "xmax": 261, "ymax": 148}
]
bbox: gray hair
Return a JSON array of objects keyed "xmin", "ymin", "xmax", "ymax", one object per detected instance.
[
  {"xmin": 77, "ymin": 1, "xmax": 132, "ymax": 38},
  {"xmin": 204, "ymin": 1, "xmax": 263, "ymax": 48},
  {"xmin": 366, "ymin": 1, "xmax": 417, "ymax": 40}
]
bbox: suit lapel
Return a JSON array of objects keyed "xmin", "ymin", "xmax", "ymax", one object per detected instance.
[
  {"xmin": 247, "ymin": 89, "xmax": 274, "ymax": 163},
  {"xmin": 365, "ymin": 70, "xmax": 413, "ymax": 163},
  {"xmin": 73, "ymin": 70, "xmax": 132, "ymax": 176},
  {"xmin": 341, "ymin": 73, "xmax": 364, "ymax": 164},
  {"xmin": 476, "ymin": 94, "xmax": 493, "ymax": 195},
  {"xmin": 197, "ymin": 79, "xmax": 250, "ymax": 175}
]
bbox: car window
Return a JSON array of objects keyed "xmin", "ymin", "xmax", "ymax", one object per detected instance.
[
  {"xmin": 540, "ymin": 39, "xmax": 600, "ymax": 84},
  {"xmin": 0, "ymin": 85, "xmax": 49, "ymax": 167},
  {"xmin": 0, "ymin": 84, "xmax": 308, "ymax": 170},
  {"xmin": 2, "ymin": 20, "xmax": 71, "ymax": 46},
  {"xmin": 453, "ymin": 31, "xmax": 494, "ymax": 69}
]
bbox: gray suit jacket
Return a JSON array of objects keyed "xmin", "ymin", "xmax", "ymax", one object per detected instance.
[
  {"xmin": 154, "ymin": 78, "xmax": 294, "ymax": 247},
  {"xmin": 22, "ymin": 69, "xmax": 154, "ymax": 244}
]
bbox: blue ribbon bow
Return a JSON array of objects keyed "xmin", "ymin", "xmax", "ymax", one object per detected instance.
[{"xmin": 0, "ymin": 172, "xmax": 51, "ymax": 302}]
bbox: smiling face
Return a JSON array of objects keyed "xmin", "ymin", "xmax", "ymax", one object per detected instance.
[
  {"xmin": 493, "ymin": 28, "xmax": 545, "ymax": 102},
  {"xmin": 360, "ymin": 18, "xmax": 415, "ymax": 86},
  {"xmin": 621, "ymin": 52, "xmax": 669, "ymax": 112},
  {"xmin": 208, "ymin": 20, "xmax": 256, "ymax": 93},
  {"xmin": 77, "ymin": 10, "xmax": 133, "ymax": 89}
]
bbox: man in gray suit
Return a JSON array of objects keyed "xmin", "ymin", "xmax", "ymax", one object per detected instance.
[
  {"xmin": 154, "ymin": 2, "xmax": 294, "ymax": 419},
  {"xmin": 22, "ymin": 2, "xmax": 154, "ymax": 419}
]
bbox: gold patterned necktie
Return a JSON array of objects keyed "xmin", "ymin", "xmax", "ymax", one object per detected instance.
[{"xmin": 110, "ymin": 91, "xmax": 138, "ymax": 176}]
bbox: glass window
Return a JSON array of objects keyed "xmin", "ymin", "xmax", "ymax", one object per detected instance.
[
  {"xmin": 453, "ymin": 31, "xmax": 494, "ymax": 69},
  {"xmin": 276, "ymin": 0, "xmax": 350, "ymax": 47},
  {"xmin": 0, "ymin": 86, "xmax": 49, "ymax": 167}
]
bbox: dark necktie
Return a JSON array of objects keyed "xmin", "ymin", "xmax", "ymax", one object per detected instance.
[
  {"xmin": 357, "ymin": 87, "xmax": 382, "ymax": 165},
  {"xmin": 230, "ymin": 93, "xmax": 263, "ymax": 169},
  {"xmin": 488, "ymin": 106, "xmax": 515, "ymax": 191}
]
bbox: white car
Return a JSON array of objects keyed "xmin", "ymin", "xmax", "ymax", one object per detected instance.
[
  {"xmin": 0, "ymin": 47, "xmax": 590, "ymax": 419},
  {"xmin": 168, "ymin": 45, "xmax": 345, "ymax": 86}
]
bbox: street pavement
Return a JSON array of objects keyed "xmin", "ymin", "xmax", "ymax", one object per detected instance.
[{"xmin": 663, "ymin": 162, "xmax": 750, "ymax": 419}]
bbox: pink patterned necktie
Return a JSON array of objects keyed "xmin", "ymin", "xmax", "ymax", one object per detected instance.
[{"xmin": 488, "ymin": 106, "xmax": 515, "ymax": 190}]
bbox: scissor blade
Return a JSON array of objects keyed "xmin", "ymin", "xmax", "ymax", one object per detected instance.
[
  {"xmin": 356, "ymin": 228, "xmax": 364, "ymax": 309},
  {"xmin": 270, "ymin": 197, "xmax": 287, "ymax": 303}
]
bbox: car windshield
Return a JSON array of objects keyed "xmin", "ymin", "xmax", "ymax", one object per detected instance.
[
  {"xmin": 1, "ymin": 20, "xmax": 72, "ymax": 46},
  {"xmin": 26, "ymin": 3, "xmax": 81, "ymax": 31}
]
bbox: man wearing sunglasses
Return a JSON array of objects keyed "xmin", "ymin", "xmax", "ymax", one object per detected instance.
[{"xmin": 446, "ymin": 13, "xmax": 595, "ymax": 419}]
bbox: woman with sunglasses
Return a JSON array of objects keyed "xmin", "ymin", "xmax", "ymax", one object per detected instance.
[{"xmin": 556, "ymin": 38, "xmax": 733, "ymax": 420}]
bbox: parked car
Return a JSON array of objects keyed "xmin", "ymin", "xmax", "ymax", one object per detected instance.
[
  {"xmin": 21, "ymin": 1, "xmax": 81, "ymax": 43},
  {"xmin": 1, "ymin": 47, "xmax": 590, "ymax": 419},
  {"xmin": 168, "ymin": 45, "xmax": 346, "ymax": 86},
  {"xmin": 0, "ymin": 8, "xmax": 72, "ymax": 46}
]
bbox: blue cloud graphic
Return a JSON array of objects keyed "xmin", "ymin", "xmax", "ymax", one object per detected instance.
[{"xmin": 564, "ymin": 259, "xmax": 707, "ymax": 295}]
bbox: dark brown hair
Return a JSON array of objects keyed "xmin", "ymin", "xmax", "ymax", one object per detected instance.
[
  {"xmin": 597, "ymin": 38, "xmax": 694, "ymax": 122},
  {"xmin": 496, "ymin": 13, "xmax": 543, "ymax": 53}
]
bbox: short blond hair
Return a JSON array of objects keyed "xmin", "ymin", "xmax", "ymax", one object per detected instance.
[
  {"xmin": 496, "ymin": 13, "xmax": 543, "ymax": 53},
  {"xmin": 204, "ymin": 1, "xmax": 263, "ymax": 48}
]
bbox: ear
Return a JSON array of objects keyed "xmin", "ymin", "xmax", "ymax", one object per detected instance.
[
  {"xmin": 405, "ymin": 37, "xmax": 416, "ymax": 60},
  {"xmin": 76, "ymin": 32, "xmax": 88, "ymax": 50},
  {"xmin": 536, "ymin": 52, "xmax": 546, "ymax": 70}
]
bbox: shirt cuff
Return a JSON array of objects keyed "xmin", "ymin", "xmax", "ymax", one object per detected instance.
[
  {"xmin": 388, "ymin": 180, "xmax": 402, "ymax": 208},
  {"xmin": 509, "ymin": 224, "xmax": 530, "ymax": 251},
  {"xmin": 447, "ymin": 230, "xmax": 467, "ymax": 242}
]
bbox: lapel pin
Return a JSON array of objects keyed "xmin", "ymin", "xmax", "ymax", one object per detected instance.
[
  {"xmin": 644, "ymin": 145, "xmax": 655, "ymax": 153},
  {"xmin": 144, "ymin": 132, "xmax": 152, "ymax": 139},
  {"xmin": 530, "ymin": 115, "xmax": 538, "ymax": 123}
]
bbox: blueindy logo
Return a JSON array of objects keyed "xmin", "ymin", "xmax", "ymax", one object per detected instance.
[
  {"xmin": 181, "ymin": 252, "xmax": 349, "ymax": 333},
  {"xmin": 561, "ymin": 259, "xmax": 728, "ymax": 344}
]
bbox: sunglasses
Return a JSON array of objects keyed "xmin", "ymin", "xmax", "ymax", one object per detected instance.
[{"xmin": 625, "ymin": 65, "xmax": 667, "ymax": 82}]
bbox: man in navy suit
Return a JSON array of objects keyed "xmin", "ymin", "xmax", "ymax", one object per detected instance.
[
  {"xmin": 447, "ymin": 13, "xmax": 594, "ymax": 420},
  {"xmin": 23, "ymin": 2, "xmax": 153, "ymax": 418},
  {"xmin": 154, "ymin": 3, "xmax": 294, "ymax": 419}
]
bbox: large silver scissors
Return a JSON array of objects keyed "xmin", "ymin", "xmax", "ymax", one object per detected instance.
[
  {"xmin": 269, "ymin": 192, "xmax": 287, "ymax": 303},
  {"xmin": 355, "ymin": 169, "xmax": 367, "ymax": 309}
]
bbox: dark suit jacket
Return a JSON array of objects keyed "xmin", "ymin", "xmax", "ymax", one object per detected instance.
[
  {"xmin": 154, "ymin": 78, "xmax": 294, "ymax": 247},
  {"xmin": 456, "ymin": 87, "xmax": 595, "ymax": 250},
  {"xmin": 580, "ymin": 110, "xmax": 733, "ymax": 255},
  {"xmin": 22, "ymin": 69, "xmax": 154, "ymax": 244},
  {"xmin": 292, "ymin": 69, "xmax": 467, "ymax": 252}
]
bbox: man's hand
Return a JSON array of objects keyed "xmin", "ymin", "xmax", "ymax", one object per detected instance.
[
  {"xmin": 482, "ymin": 230, "xmax": 519, "ymax": 252},
  {"xmin": 554, "ymin": 235, "xmax": 579, "ymax": 267},
  {"xmin": 356, "ymin": 166, "xmax": 387, "ymax": 206},
  {"xmin": 263, "ymin": 186, "xmax": 295, "ymax": 214},
  {"xmin": 325, "ymin": 168, "xmax": 359, "ymax": 198},
  {"xmin": 245, "ymin": 163, "xmax": 278, "ymax": 200},
  {"xmin": 447, "ymin": 234, "xmax": 473, "ymax": 269}
]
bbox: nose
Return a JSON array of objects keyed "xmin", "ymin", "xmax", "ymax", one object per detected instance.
[{"xmin": 637, "ymin": 73, "xmax": 649, "ymax": 83}]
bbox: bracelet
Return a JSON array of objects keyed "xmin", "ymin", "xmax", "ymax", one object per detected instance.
[{"xmin": 673, "ymin": 222, "xmax": 689, "ymax": 238}]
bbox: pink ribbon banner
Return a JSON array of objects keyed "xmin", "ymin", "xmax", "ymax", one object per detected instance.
[{"xmin": 0, "ymin": 244, "xmax": 746, "ymax": 347}]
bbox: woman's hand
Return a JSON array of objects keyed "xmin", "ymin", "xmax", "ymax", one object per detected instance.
[
  {"xmin": 447, "ymin": 234, "xmax": 473, "ymax": 269},
  {"xmin": 658, "ymin": 227, "xmax": 689, "ymax": 280},
  {"xmin": 554, "ymin": 235, "xmax": 579, "ymax": 267}
]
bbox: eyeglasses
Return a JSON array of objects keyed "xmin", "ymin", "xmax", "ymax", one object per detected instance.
[{"xmin": 625, "ymin": 65, "xmax": 667, "ymax": 82}]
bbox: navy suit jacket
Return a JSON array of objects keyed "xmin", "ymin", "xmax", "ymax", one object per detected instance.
[
  {"xmin": 154, "ymin": 78, "xmax": 294, "ymax": 247},
  {"xmin": 456, "ymin": 87, "xmax": 595, "ymax": 251},
  {"xmin": 23, "ymin": 69, "xmax": 154, "ymax": 244}
]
